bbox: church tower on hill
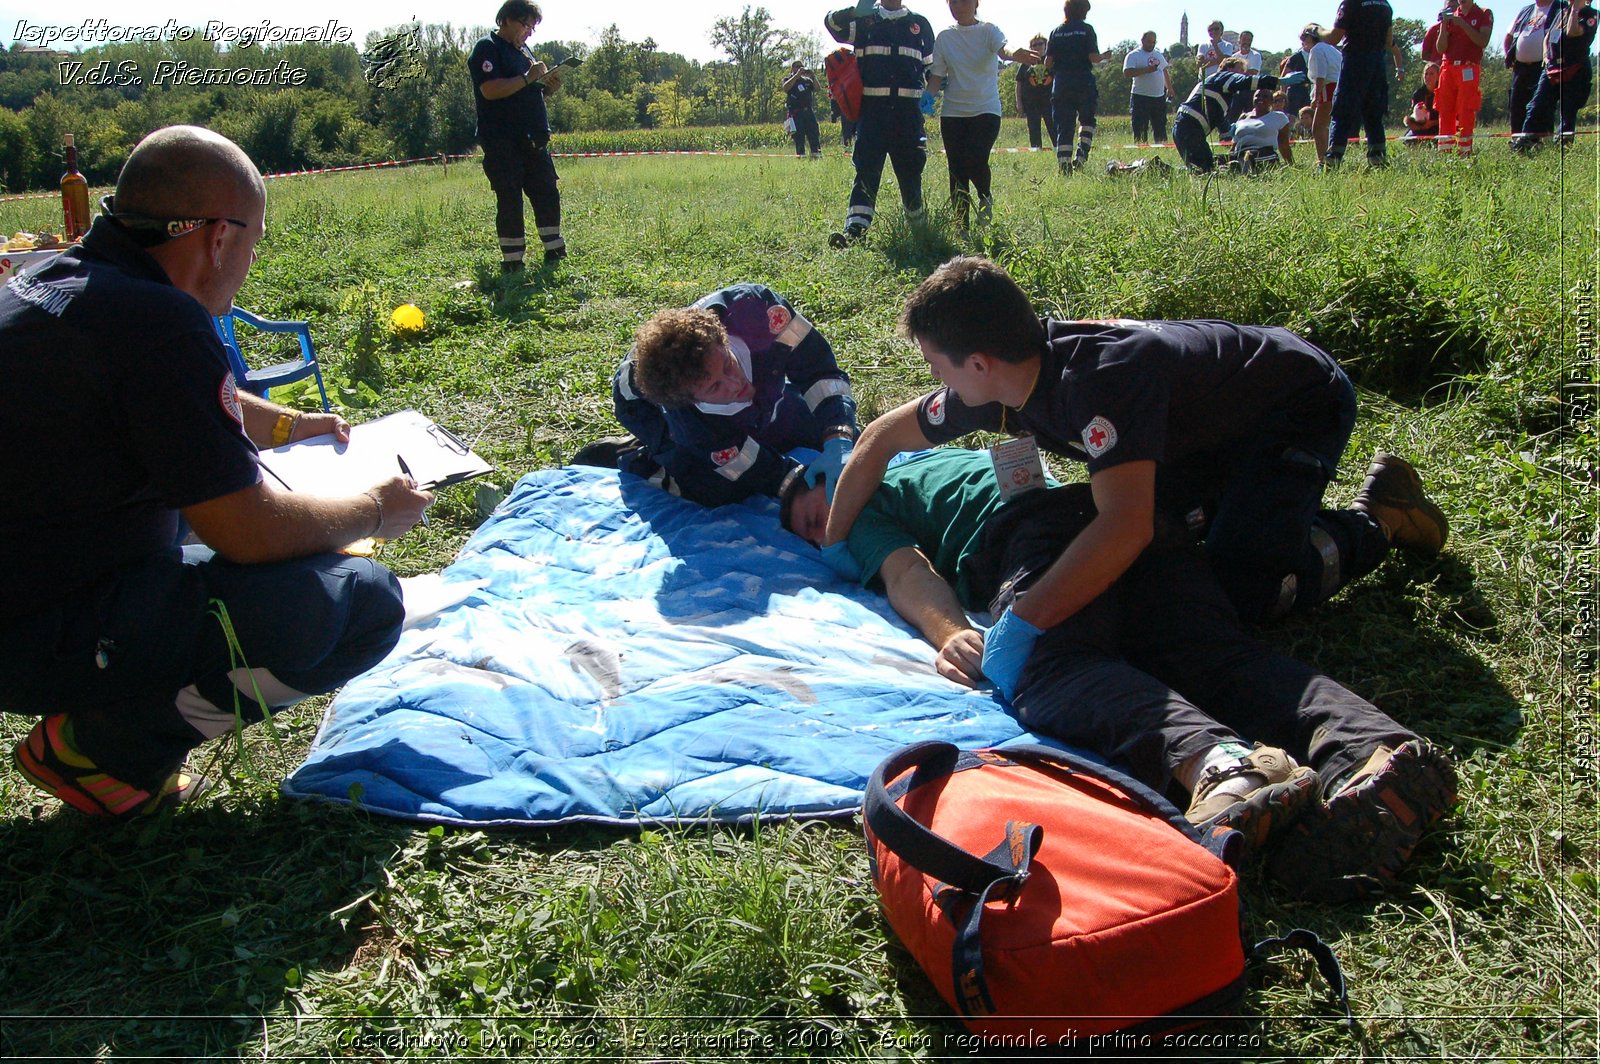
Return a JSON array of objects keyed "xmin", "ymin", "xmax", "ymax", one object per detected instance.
[{"xmin": 1180, "ymin": 12, "xmax": 1189, "ymax": 47}]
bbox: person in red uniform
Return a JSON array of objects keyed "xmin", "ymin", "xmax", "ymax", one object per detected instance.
[{"xmin": 1435, "ymin": 0, "xmax": 1495, "ymax": 154}]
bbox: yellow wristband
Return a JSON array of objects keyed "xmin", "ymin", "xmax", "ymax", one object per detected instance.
[{"xmin": 271, "ymin": 413, "xmax": 297, "ymax": 447}]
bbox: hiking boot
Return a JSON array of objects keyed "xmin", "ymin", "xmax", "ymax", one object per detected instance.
[
  {"xmin": 1353, "ymin": 453, "xmax": 1449, "ymax": 555},
  {"xmin": 1185, "ymin": 745, "xmax": 1319, "ymax": 854},
  {"xmin": 14, "ymin": 714, "xmax": 208, "ymax": 818},
  {"xmin": 828, "ymin": 224, "xmax": 867, "ymax": 249},
  {"xmin": 571, "ymin": 434, "xmax": 642, "ymax": 469},
  {"xmin": 1266, "ymin": 740, "xmax": 1457, "ymax": 903}
]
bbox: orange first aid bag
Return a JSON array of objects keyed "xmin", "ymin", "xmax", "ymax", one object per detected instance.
[
  {"xmin": 825, "ymin": 48, "xmax": 863, "ymax": 123},
  {"xmin": 865, "ymin": 742, "xmax": 1297, "ymax": 1046}
]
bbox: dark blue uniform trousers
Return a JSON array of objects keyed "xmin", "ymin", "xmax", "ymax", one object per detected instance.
[
  {"xmin": 0, "ymin": 548, "xmax": 403, "ymax": 789},
  {"xmin": 845, "ymin": 99, "xmax": 927, "ymax": 232},
  {"xmin": 1327, "ymin": 49, "xmax": 1391, "ymax": 163},
  {"xmin": 1188, "ymin": 372, "xmax": 1392, "ymax": 622},
  {"xmin": 977, "ymin": 492, "xmax": 1415, "ymax": 798},
  {"xmin": 1522, "ymin": 66, "xmax": 1593, "ymax": 140}
]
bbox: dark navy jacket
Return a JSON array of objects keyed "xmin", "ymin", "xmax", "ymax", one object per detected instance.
[{"xmin": 613, "ymin": 285, "xmax": 856, "ymax": 506}]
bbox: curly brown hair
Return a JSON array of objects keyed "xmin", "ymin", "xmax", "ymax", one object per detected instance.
[{"xmin": 631, "ymin": 307, "xmax": 726, "ymax": 407}]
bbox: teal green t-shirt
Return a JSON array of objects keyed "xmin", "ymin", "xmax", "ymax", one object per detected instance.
[{"xmin": 848, "ymin": 448, "xmax": 1057, "ymax": 608}]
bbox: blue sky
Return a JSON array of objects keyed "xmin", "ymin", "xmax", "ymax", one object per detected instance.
[{"xmin": 3, "ymin": 1, "xmax": 1460, "ymax": 64}]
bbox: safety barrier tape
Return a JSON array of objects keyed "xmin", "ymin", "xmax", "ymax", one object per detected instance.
[{"xmin": 3, "ymin": 127, "xmax": 1590, "ymax": 204}]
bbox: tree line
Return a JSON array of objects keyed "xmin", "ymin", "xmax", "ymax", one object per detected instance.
[{"xmin": 0, "ymin": 8, "xmax": 1475, "ymax": 195}]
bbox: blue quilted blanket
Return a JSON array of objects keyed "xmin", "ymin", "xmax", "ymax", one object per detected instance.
[{"xmin": 281, "ymin": 467, "xmax": 1040, "ymax": 827}]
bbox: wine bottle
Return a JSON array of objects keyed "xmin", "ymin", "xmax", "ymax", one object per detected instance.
[{"xmin": 60, "ymin": 134, "xmax": 91, "ymax": 241}]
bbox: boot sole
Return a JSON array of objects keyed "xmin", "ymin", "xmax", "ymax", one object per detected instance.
[{"xmin": 1266, "ymin": 740, "xmax": 1457, "ymax": 903}]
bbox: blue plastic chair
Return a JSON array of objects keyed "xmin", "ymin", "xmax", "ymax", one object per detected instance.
[{"xmin": 214, "ymin": 307, "xmax": 331, "ymax": 412}]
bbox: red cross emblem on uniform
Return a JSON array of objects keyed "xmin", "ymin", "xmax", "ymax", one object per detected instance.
[
  {"xmin": 1082, "ymin": 415, "xmax": 1117, "ymax": 458},
  {"xmin": 711, "ymin": 446, "xmax": 739, "ymax": 466}
]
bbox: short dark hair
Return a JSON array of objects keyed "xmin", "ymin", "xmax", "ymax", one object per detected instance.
[
  {"xmin": 631, "ymin": 307, "xmax": 725, "ymax": 407},
  {"xmin": 1066, "ymin": 0, "xmax": 1092, "ymax": 21},
  {"xmin": 496, "ymin": 0, "xmax": 541, "ymax": 26},
  {"xmin": 898, "ymin": 257, "xmax": 1046, "ymax": 367},
  {"xmin": 777, "ymin": 466, "xmax": 811, "ymax": 533}
]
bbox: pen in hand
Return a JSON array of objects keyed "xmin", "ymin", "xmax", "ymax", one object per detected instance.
[{"xmin": 397, "ymin": 454, "xmax": 429, "ymax": 527}]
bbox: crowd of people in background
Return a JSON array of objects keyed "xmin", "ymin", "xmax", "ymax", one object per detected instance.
[{"xmin": 771, "ymin": 0, "xmax": 1597, "ymax": 242}]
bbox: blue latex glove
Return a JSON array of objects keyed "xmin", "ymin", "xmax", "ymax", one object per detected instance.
[
  {"xmin": 981, "ymin": 607, "xmax": 1044, "ymax": 702},
  {"xmin": 919, "ymin": 89, "xmax": 937, "ymax": 116},
  {"xmin": 821, "ymin": 541, "xmax": 862, "ymax": 581},
  {"xmin": 803, "ymin": 436, "xmax": 854, "ymax": 499},
  {"xmin": 853, "ymin": 0, "xmax": 878, "ymax": 14}
]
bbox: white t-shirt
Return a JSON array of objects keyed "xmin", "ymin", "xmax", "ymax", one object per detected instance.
[
  {"xmin": 1514, "ymin": 1, "xmax": 1556, "ymax": 62},
  {"xmin": 1123, "ymin": 47, "xmax": 1169, "ymax": 96},
  {"xmin": 1231, "ymin": 108, "xmax": 1291, "ymax": 152},
  {"xmin": 1237, "ymin": 48, "xmax": 1263, "ymax": 74},
  {"xmin": 931, "ymin": 22, "xmax": 1007, "ymax": 117},
  {"xmin": 1308, "ymin": 41, "xmax": 1343, "ymax": 84},
  {"xmin": 1199, "ymin": 36, "xmax": 1235, "ymax": 76}
]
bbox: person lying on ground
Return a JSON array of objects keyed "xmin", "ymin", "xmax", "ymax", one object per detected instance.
[
  {"xmin": 573, "ymin": 284, "xmax": 859, "ymax": 505},
  {"xmin": 822, "ymin": 255, "xmax": 1449, "ymax": 699},
  {"xmin": 0, "ymin": 125, "xmax": 432, "ymax": 818},
  {"xmin": 784, "ymin": 446, "xmax": 1456, "ymax": 902}
]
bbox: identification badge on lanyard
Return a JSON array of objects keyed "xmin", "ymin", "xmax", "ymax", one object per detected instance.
[{"xmin": 990, "ymin": 435, "xmax": 1047, "ymax": 503}]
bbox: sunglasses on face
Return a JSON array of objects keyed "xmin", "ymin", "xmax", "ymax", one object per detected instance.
[{"xmin": 99, "ymin": 194, "xmax": 248, "ymax": 246}]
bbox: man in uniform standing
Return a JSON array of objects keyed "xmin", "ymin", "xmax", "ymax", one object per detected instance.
[
  {"xmin": 1045, "ymin": 0, "xmax": 1109, "ymax": 173},
  {"xmin": 1431, "ymin": 0, "xmax": 1495, "ymax": 155},
  {"xmin": 0, "ymin": 126, "xmax": 432, "ymax": 817},
  {"xmin": 1323, "ymin": 0, "xmax": 1407, "ymax": 166},
  {"xmin": 825, "ymin": 0, "xmax": 935, "ymax": 246},
  {"xmin": 469, "ymin": 0, "xmax": 567, "ymax": 271},
  {"xmin": 784, "ymin": 61, "xmax": 825, "ymax": 158}
]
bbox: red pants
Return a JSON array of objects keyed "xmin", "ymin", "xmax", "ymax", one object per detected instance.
[{"xmin": 1436, "ymin": 60, "xmax": 1483, "ymax": 152}]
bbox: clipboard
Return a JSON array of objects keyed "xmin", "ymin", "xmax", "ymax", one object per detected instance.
[
  {"xmin": 259, "ymin": 409, "xmax": 493, "ymax": 495},
  {"xmin": 532, "ymin": 55, "xmax": 581, "ymax": 82}
]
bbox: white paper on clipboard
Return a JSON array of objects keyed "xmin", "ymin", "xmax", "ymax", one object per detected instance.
[{"xmin": 259, "ymin": 410, "xmax": 493, "ymax": 495}]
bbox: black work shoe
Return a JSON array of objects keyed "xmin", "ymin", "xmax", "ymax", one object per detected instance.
[
  {"xmin": 1266, "ymin": 740, "xmax": 1457, "ymax": 903},
  {"xmin": 543, "ymin": 246, "xmax": 567, "ymax": 264},
  {"xmin": 828, "ymin": 225, "xmax": 867, "ymax": 249},
  {"xmin": 1353, "ymin": 452, "xmax": 1449, "ymax": 555},
  {"xmin": 501, "ymin": 261, "xmax": 524, "ymax": 274},
  {"xmin": 1185, "ymin": 745, "xmax": 1319, "ymax": 855},
  {"xmin": 571, "ymin": 435, "xmax": 642, "ymax": 469}
]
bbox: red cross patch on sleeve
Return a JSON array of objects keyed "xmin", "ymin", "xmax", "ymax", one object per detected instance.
[
  {"xmin": 766, "ymin": 304, "xmax": 791, "ymax": 335},
  {"xmin": 711, "ymin": 446, "xmax": 740, "ymax": 466},
  {"xmin": 924, "ymin": 389, "xmax": 947, "ymax": 426},
  {"xmin": 482, "ymin": 59, "xmax": 494, "ymax": 72},
  {"xmin": 1082, "ymin": 415, "xmax": 1117, "ymax": 458},
  {"xmin": 219, "ymin": 372, "xmax": 244, "ymax": 426}
]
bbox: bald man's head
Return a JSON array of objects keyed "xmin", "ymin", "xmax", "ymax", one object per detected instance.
[{"xmin": 114, "ymin": 126, "xmax": 264, "ymax": 221}]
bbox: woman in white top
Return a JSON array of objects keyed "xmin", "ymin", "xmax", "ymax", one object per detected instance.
[
  {"xmin": 927, "ymin": 0, "xmax": 1036, "ymax": 228},
  {"xmin": 1304, "ymin": 24, "xmax": 1344, "ymax": 164},
  {"xmin": 1229, "ymin": 76, "xmax": 1294, "ymax": 172}
]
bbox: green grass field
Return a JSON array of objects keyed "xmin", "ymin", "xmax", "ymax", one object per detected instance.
[{"xmin": 0, "ymin": 126, "xmax": 1595, "ymax": 1061}]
